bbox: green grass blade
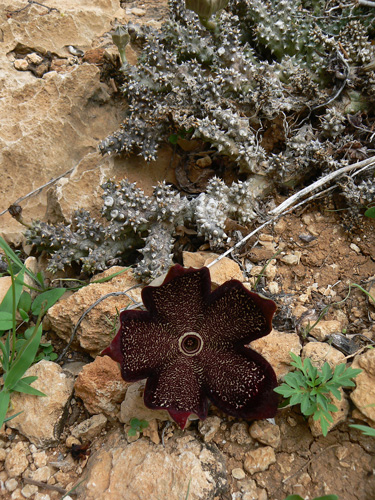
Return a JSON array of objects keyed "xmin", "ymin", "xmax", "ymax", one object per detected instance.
[
  {"xmin": 4, "ymin": 323, "xmax": 43, "ymax": 391},
  {"xmin": 12, "ymin": 378, "xmax": 46, "ymax": 397},
  {"xmin": 0, "ymin": 390, "xmax": 11, "ymax": 429}
]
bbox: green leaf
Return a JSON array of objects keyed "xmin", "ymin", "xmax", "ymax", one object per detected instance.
[
  {"xmin": 300, "ymin": 392, "xmax": 313, "ymax": 415},
  {"xmin": 18, "ymin": 309, "xmax": 29, "ymax": 321},
  {"xmin": 364, "ymin": 206, "xmax": 375, "ymax": 218},
  {"xmin": 283, "ymin": 496, "xmax": 304, "ymax": 500},
  {"xmin": 0, "ymin": 311, "xmax": 15, "ymax": 331},
  {"xmin": 349, "ymin": 424, "xmax": 375, "ymax": 437},
  {"xmin": 328, "ymin": 386, "xmax": 341, "ymax": 400},
  {"xmin": 12, "ymin": 378, "xmax": 46, "ymax": 397},
  {"xmin": 128, "ymin": 428, "xmax": 136, "ymax": 436},
  {"xmin": 290, "ymin": 393, "xmax": 304, "ymax": 406},
  {"xmin": 274, "ymin": 385, "xmax": 296, "ymax": 398},
  {"xmin": 4, "ymin": 324, "xmax": 43, "ymax": 391},
  {"xmin": 0, "ymin": 390, "xmax": 10, "ymax": 429},
  {"xmin": 0, "ymin": 237, "xmax": 44, "ymax": 289},
  {"xmin": 316, "ymin": 393, "xmax": 329, "ymax": 411},
  {"xmin": 18, "ymin": 291, "xmax": 32, "ymax": 314},
  {"xmin": 139, "ymin": 420, "xmax": 149, "ymax": 430},
  {"xmin": 31, "ymin": 288, "xmax": 66, "ymax": 316},
  {"xmin": 321, "ymin": 362, "xmax": 333, "ymax": 383},
  {"xmin": 0, "ymin": 268, "xmax": 25, "ymax": 316}
]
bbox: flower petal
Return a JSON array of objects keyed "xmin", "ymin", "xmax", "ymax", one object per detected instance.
[
  {"xmin": 143, "ymin": 357, "xmax": 208, "ymax": 428},
  {"xmin": 201, "ymin": 280, "xmax": 276, "ymax": 347},
  {"xmin": 106, "ymin": 309, "xmax": 179, "ymax": 381},
  {"xmin": 202, "ymin": 346, "xmax": 278, "ymax": 420},
  {"xmin": 141, "ymin": 265, "xmax": 211, "ymax": 333}
]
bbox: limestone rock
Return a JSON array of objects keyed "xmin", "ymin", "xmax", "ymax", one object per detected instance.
[
  {"xmin": 308, "ymin": 388, "xmax": 349, "ymax": 437},
  {"xmin": 72, "ymin": 414, "xmax": 107, "ymax": 441},
  {"xmin": 243, "ymin": 446, "xmax": 276, "ymax": 474},
  {"xmin": 74, "ymin": 356, "xmax": 130, "ymax": 419},
  {"xmin": 78, "ymin": 430, "xmax": 228, "ymax": 499},
  {"xmin": 5, "ymin": 442, "xmax": 29, "ymax": 478},
  {"xmin": 302, "ymin": 342, "xmax": 345, "ymax": 369},
  {"xmin": 119, "ymin": 380, "xmax": 170, "ymax": 425},
  {"xmin": 250, "ymin": 329, "xmax": 301, "ymax": 379},
  {"xmin": 198, "ymin": 416, "xmax": 221, "ymax": 442},
  {"xmin": 308, "ymin": 320, "xmax": 342, "ymax": 341},
  {"xmin": 7, "ymin": 360, "xmax": 74, "ymax": 447},
  {"xmin": 0, "ymin": 0, "xmax": 127, "ymax": 241},
  {"xmin": 183, "ymin": 251, "xmax": 243, "ymax": 286},
  {"xmin": 229, "ymin": 422, "xmax": 253, "ymax": 445},
  {"xmin": 351, "ymin": 349, "xmax": 375, "ymax": 423},
  {"xmin": 249, "ymin": 421, "xmax": 281, "ymax": 448},
  {"xmin": 46, "ymin": 267, "xmax": 141, "ymax": 356}
]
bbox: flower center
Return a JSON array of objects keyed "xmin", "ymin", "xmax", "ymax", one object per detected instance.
[{"xmin": 178, "ymin": 332, "xmax": 203, "ymax": 357}]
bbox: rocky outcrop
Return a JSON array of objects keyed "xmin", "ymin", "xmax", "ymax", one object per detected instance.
[
  {"xmin": 78, "ymin": 430, "xmax": 228, "ymax": 500},
  {"xmin": 6, "ymin": 360, "xmax": 74, "ymax": 447}
]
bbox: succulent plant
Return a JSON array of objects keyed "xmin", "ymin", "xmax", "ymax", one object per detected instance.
[
  {"xmin": 102, "ymin": 264, "xmax": 278, "ymax": 428},
  {"xmin": 25, "ymin": 176, "xmax": 267, "ymax": 281}
]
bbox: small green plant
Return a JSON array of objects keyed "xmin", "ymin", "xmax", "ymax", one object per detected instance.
[
  {"xmin": 128, "ymin": 418, "xmax": 149, "ymax": 436},
  {"xmin": 284, "ymin": 495, "xmax": 338, "ymax": 500},
  {"xmin": 364, "ymin": 206, "xmax": 375, "ymax": 218},
  {"xmin": 274, "ymin": 353, "xmax": 362, "ymax": 436},
  {"xmin": 0, "ymin": 237, "xmax": 67, "ymax": 427},
  {"xmin": 349, "ymin": 423, "xmax": 375, "ymax": 437}
]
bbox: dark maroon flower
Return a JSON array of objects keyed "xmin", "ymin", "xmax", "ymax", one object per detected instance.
[{"xmin": 102, "ymin": 264, "xmax": 278, "ymax": 429}]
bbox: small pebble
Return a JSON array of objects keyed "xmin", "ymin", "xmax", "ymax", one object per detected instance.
[{"xmin": 231, "ymin": 468, "xmax": 246, "ymax": 480}]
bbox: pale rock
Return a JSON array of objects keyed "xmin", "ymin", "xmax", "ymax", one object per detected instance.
[
  {"xmin": 309, "ymin": 388, "xmax": 349, "ymax": 436},
  {"xmin": 243, "ymin": 446, "xmax": 276, "ymax": 474},
  {"xmin": 13, "ymin": 59, "xmax": 29, "ymax": 71},
  {"xmin": 74, "ymin": 356, "xmax": 130, "ymax": 419},
  {"xmin": 259, "ymin": 233, "xmax": 274, "ymax": 242},
  {"xmin": 25, "ymin": 53, "xmax": 43, "ymax": 65},
  {"xmin": 142, "ymin": 419, "xmax": 160, "ymax": 445},
  {"xmin": 302, "ymin": 342, "xmax": 345, "ymax": 369},
  {"xmin": 120, "ymin": 380, "xmax": 170, "ymax": 424},
  {"xmin": 349, "ymin": 243, "xmax": 361, "ymax": 254},
  {"xmin": 5, "ymin": 478, "xmax": 18, "ymax": 492},
  {"xmin": 0, "ymin": 58, "xmax": 124, "ymax": 242},
  {"xmin": 46, "ymin": 267, "xmax": 141, "ymax": 356},
  {"xmin": 78, "ymin": 430, "xmax": 227, "ymax": 499},
  {"xmin": 11, "ymin": 489, "xmax": 23, "ymax": 500},
  {"xmin": 21, "ymin": 484, "xmax": 38, "ymax": 498},
  {"xmin": 129, "ymin": 7, "xmax": 146, "ymax": 16},
  {"xmin": 231, "ymin": 468, "xmax": 246, "ymax": 480},
  {"xmin": 72, "ymin": 414, "xmax": 107, "ymax": 441},
  {"xmin": 29, "ymin": 466, "xmax": 54, "ymax": 483},
  {"xmin": 248, "ymin": 263, "xmax": 277, "ymax": 281},
  {"xmin": 229, "ymin": 422, "xmax": 253, "ymax": 445},
  {"xmin": 239, "ymin": 478, "xmax": 260, "ymax": 498},
  {"xmin": 7, "ymin": 361, "xmax": 74, "ymax": 447},
  {"xmin": 32, "ymin": 451, "xmax": 47, "ymax": 469},
  {"xmin": 198, "ymin": 416, "xmax": 221, "ymax": 442},
  {"xmin": 351, "ymin": 349, "xmax": 375, "ymax": 422},
  {"xmin": 5, "ymin": 442, "xmax": 28, "ymax": 478},
  {"xmin": 250, "ymin": 329, "xmax": 301, "ymax": 379},
  {"xmin": 281, "ymin": 254, "xmax": 300, "ymax": 265},
  {"xmin": 0, "ymin": 448, "xmax": 6, "ymax": 461},
  {"xmin": 308, "ymin": 320, "xmax": 342, "ymax": 341},
  {"xmin": 183, "ymin": 251, "xmax": 243, "ymax": 285},
  {"xmin": 0, "ymin": 0, "xmax": 126, "ymax": 244},
  {"xmin": 267, "ymin": 281, "xmax": 279, "ymax": 294},
  {"xmin": 34, "ymin": 494, "xmax": 51, "ymax": 500},
  {"xmin": 0, "ymin": 276, "xmax": 12, "ymax": 304},
  {"xmin": 183, "ymin": 251, "xmax": 219, "ymax": 269},
  {"xmin": 249, "ymin": 421, "xmax": 281, "ymax": 448}
]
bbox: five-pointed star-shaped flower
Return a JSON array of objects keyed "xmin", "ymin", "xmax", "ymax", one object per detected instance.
[{"xmin": 102, "ymin": 264, "xmax": 278, "ymax": 428}]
